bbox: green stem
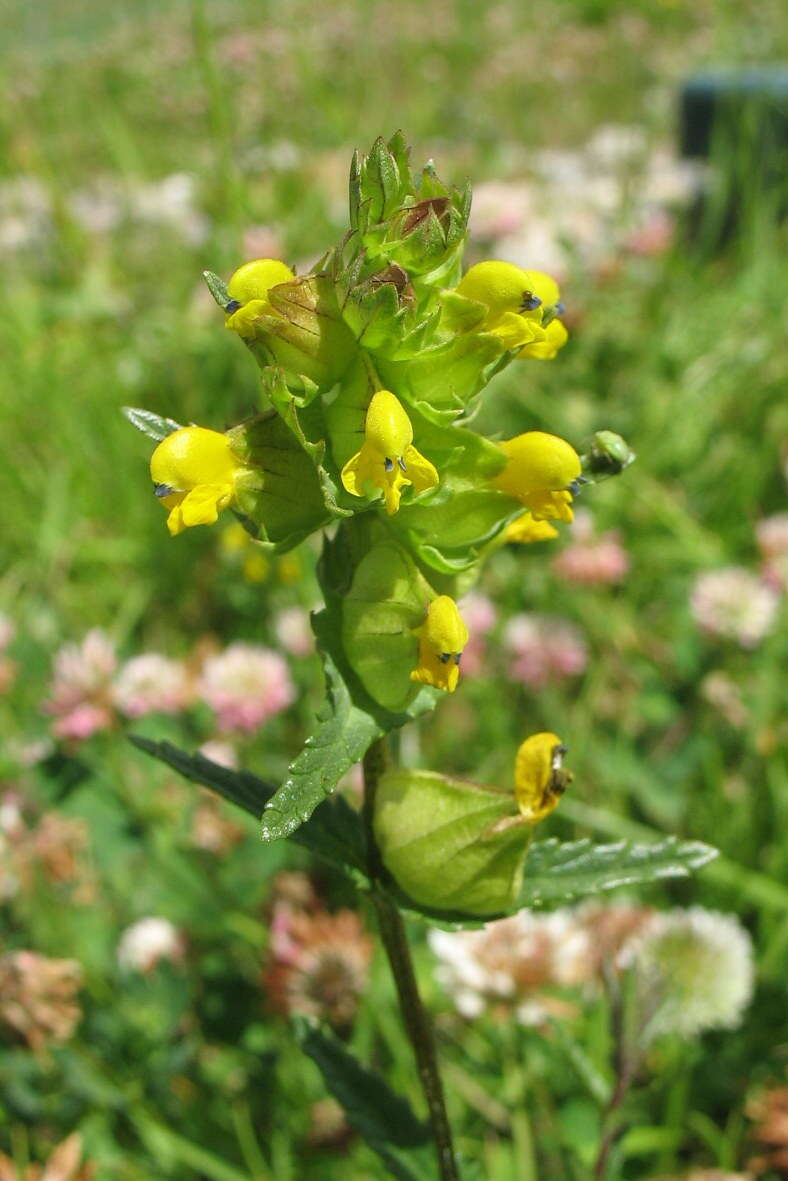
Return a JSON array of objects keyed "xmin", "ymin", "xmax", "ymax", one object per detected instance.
[{"xmin": 363, "ymin": 738, "xmax": 460, "ymax": 1181}]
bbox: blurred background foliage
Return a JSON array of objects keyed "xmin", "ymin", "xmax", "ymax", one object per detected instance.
[{"xmin": 1, "ymin": 0, "xmax": 787, "ymax": 1177}]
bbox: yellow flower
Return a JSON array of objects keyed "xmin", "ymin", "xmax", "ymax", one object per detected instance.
[
  {"xmin": 517, "ymin": 270, "xmax": 569, "ymax": 360},
  {"xmin": 410, "ymin": 596, "xmax": 469, "ymax": 693},
  {"xmin": 493, "ymin": 431, "xmax": 581, "ymax": 524},
  {"xmin": 150, "ymin": 427, "xmax": 245, "ymax": 537},
  {"xmin": 341, "ymin": 390, "xmax": 438, "ymax": 516},
  {"xmin": 504, "ymin": 513, "xmax": 559, "ymax": 544},
  {"xmin": 514, "ymin": 732, "xmax": 571, "ymax": 824},
  {"xmin": 224, "ymin": 258, "xmax": 295, "ymax": 339},
  {"xmin": 455, "ymin": 260, "xmax": 551, "ymax": 350}
]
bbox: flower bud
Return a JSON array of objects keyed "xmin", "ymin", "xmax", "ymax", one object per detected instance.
[
  {"xmin": 373, "ymin": 733, "xmax": 571, "ymax": 917},
  {"xmin": 224, "ymin": 258, "xmax": 295, "ymax": 339},
  {"xmin": 582, "ymin": 431, "xmax": 636, "ymax": 478}
]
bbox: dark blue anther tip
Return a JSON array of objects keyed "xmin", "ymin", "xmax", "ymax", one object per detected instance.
[
  {"xmin": 554, "ymin": 301, "xmax": 565, "ymax": 315},
  {"xmin": 521, "ymin": 292, "xmax": 542, "ymax": 311},
  {"xmin": 384, "ymin": 457, "xmax": 394, "ymax": 472},
  {"xmin": 438, "ymin": 652, "xmax": 451, "ymax": 664},
  {"xmin": 225, "ymin": 299, "xmax": 242, "ymax": 314},
  {"xmin": 154, "ymin": 483, "xmax": 175, "ymax": 499}
]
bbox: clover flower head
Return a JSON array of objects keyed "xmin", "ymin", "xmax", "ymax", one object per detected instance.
[
  {"xmin": 514, "ymin": 731, "xmax": 571, "ymax": 824},
  {"xmin": 494, "ymin": 431, "xmax": 581, "ymax": 523},
  {"xmin": 113, "ymin": 653, "xmax": 192, "ymax": 718},
  {"xmin": 428, "ymin": 908, "xmax": 593, "ymax": 1025},
  {"xmin": 690, "ymin": 567, "xmax": 779, "ymax": 648},
  {"xmin": 0, "ymin": 950, "xmax": 83, "ymax": 1051},
  {"xmin": 150, "ymin": 426, "xmax": 246, "ymax": 536},
  {"xmin": 552, "ymin": 508, "xmax": 630, "ymax": 584},
  {"xmin": 341, "ymin": 390, "xmax": 438, "ymax": 515},
  {"xmin": 46, "ymin": 629, "xmax": 117, "ymax": 739},
  {"xmin": 410, "ymin": 596, "xmax": 469, "ymax": 693},
  {"xmin": 224, "ymin": 257, "xmax": 295, "ymax": 337},
  {"xmin": 621, "ymin": 907, "xmax": 754, "ymax": 1039},
  {"xmin": 117, "ymin": 916, "xmax": 186, "ymax": 974},
  {"xmin": 504, "ymin": 613, "xmax": 587, "ymax": 688},
  {"xmin": 264, "ymin": 901, "xmax": 372, "ymax": 1029},
  {"xmin": 198, "ymin": 643, "xmax": 294, "ymax": 732}
]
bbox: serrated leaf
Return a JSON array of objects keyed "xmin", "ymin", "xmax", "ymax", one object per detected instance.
[
  {"xmin": 129, "ymin": 736, "xmax": 368, "ymax": 881},
  {"xmin": 294, "ymin": 1019, "xmax": 432, "ymax": 1181},
  {"xmin": 517, "ymin": 837, "xmax": 717, "ymax": 907},
  {"xmin": 121, "ymin": 406, "xmax": 182, "ymax": 442},
  {"xmin": 203, "ymin": 269, "xmax": 230, "ymax": 308},
  {"xmin": 386, "ymin": 836, "xmax": 717, "ymax": 929}
]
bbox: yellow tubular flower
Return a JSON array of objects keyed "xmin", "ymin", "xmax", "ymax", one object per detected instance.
[
  {"xmin": 224, "ymin": 258, "xmax": 295, "ymax": 339},
  {"xmin": 515, "ymin": 732, "xmax": 572, "ymax": 824},
  {"xmin": 341, "ymin": 390, "xmax": 438, "ymax": 516},
  {"xmin": 494, "ymin": 431, "xmax": 581, "ymax": 524},
  {"xmin": 150, "ymin": 427, "xmax": 244, "ymax": 537},
  {"xmin": 504, "ymin": 513, "xmax": 559, "ymax": 544},
  {"xmin": 410, "ymin": 596, "xmax": 469, "ymax": 693},
  {"xmin": 517, "ymin": 270, "xmax": 569, "ymax": 361},
  {"xmin": 455, "ymin": 260, "xmax": 553, "ymax": 350}
]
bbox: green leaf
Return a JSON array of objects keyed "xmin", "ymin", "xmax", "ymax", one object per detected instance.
[
  {"xmin": 387, "ymin": 835, "xmax": 717, "ymax": 928},
  {"xmin": 202, "ymin": 269, "xmax": 231, "ymax": 309},
  {"xmin": 129, "ymin": 736, "xmax": 368, "ymax": 882},
  {"xmin": 294, "ymin": 1018, "xmax": 432, "ymax": 1181},
  {"xmin": 517, "ymin": 836, "xmax": 717, "ymax": 907},
  {"xmin": 121, "ymin": 406, "xmax": 181, "ymax": 441}
]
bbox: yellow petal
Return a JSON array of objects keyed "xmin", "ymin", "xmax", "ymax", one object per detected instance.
[
  {"xmin": 225, "ymin": 298, "xmax": 270, "ymax": 338},
  {"xmin": 524, "ymin": 489, "xmax": 574, "ymax": 523},
  {"xmin": 410, "ymin": 597, "xmax": 468, "ymax": 693},
  {"xmin": 151, "ymin": 427, "xmax": 240, "ymax": 492},
  {"xmin": 514, "ymin": 732, "xmax": 570, "ymax": 824},
  {"xmin": 364, "ymin": 391, "xmax": 414, "ymax": 457},
  {"xmin": 340, "ymin": 446, "xmax": 378, "ymax": 499},
  {"xmin": 403, "ymin": 445, "xmax": 439, "ymax": 495},
  {"xmin": 494, "ymin": 431, "xmax": 581, "ymax": 502},
  {"xmin": 226, "ymin": 258, "xmax": 294, "ymax": 304},
  {"xmin": 519, "ymin": 318, "xmax": 569, "ymax": 361},
  {"xmin": 490, "ymin": 311, "xmax": 546, "ymax": 350},
  {"xmin": 504, "ymin": 513, "xmax": 560, "ymax": 544}
]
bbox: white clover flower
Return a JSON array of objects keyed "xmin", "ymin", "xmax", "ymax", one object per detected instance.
[
  {"xmin": 117, "ymin": 917, "xmax": 185, "ymax": 973},
  {"xmin": 113, "ymin": 653, "xmax": 192, "ymax": 718},
  {"xmin": 690, "ymin": 567, "xmax": 779, "ymax": 648},
  {"xmin": 621, "ymin": 907, "xmax": 754, "ymax": 1039}
]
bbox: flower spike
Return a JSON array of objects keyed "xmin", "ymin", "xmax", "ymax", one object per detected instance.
[
  {"xmin": 515, "ymin": 732, "xmax": 572, "ymax": 824},
  {"xmin": 341, "ymin": 390, "xmax": 438, "ymax": 515},
  {"xmin": 410, "ymin": 596, "xmax": 469, "ymax": 693},
  {"xmin": 150, "ymin": 427, "xmax": 245, "ymax": 536}
]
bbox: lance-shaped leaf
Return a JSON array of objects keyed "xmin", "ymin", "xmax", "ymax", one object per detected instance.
[
  {"xmin": 294, "ymin": 1019, "xmax": 432, "ymax": 1181},
  {"xmin": 202, "ymin": 269, "xmax": 230, "ymax": 308},
  {"xmin": 122, "ymin": 406, "xmax": 182, "ymax": 442},
  {"xmin": 129, "ymin": 736, "xmax": 368, "ymax": 883},
  {"xmin": 387, "ymin": 834, "xmax": 718, "ymax": 928}
]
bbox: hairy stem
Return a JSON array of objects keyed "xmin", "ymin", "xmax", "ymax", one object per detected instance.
[{"xmin": 363, "ymin": 738, "xmax": 460, "ymax": 1181}]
